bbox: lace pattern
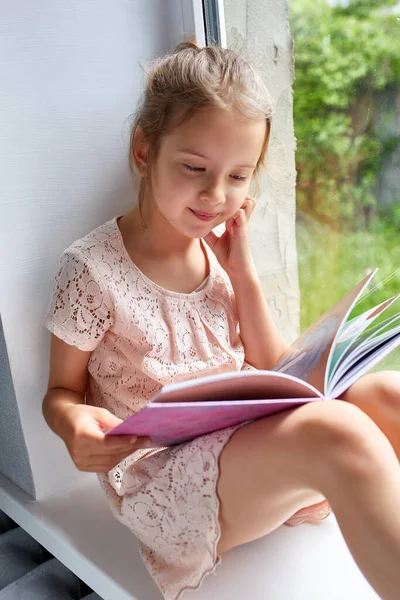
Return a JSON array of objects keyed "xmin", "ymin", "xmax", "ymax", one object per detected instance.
[
  {"xmin": 44, "ymin": 216, "xmax": 331, "ymax": 600},
  {"xmin": 98, "ymin": 424, "xmax": 245, "ymax": 600}
]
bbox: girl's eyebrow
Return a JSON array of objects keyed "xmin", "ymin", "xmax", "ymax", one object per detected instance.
[{"xmin": 177, "ymin": 149, "xmax": 256, "ymax": 169}]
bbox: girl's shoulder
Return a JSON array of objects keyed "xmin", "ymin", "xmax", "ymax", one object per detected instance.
[
  {"xmin": 56, "ymin": 216, "xmax": 131, "ymax": 292},
  {"xmin": 44, "ymin": 217, "xmax": 121, "ymax": 351},
  {"xmin": 50, "ymin": 215, "xmax": 123, "ymax": 312},
  {"xmin": 65, "ymin": 216, "xmax": 121, "ymax": 264}
]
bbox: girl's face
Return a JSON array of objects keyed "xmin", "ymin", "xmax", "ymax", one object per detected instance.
[{"xmin": 145, "ymin": 106, "xmax": 267, "ymax": 238}]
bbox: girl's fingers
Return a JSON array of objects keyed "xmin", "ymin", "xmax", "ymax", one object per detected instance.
[
  {"xmin": 80, "ymin": 446, "xmax": 150, "ymax": 472},
  {"xmin": 230, "ymin": 208, "xmax": 247, "ymax": 228},
  {"xmin": 225, "ymin": 216, "xmax": 235, "ymax": 231},
  {"xmin": 97, "ymin": 434, "xmax": 152, "ymax": 454},
  {"xmin": 242, "ymin": 196, "xmax": 256, "ymax": 221},
  {"xmin": 228, "ymin": 197, "xmax": 255, "ymax": 228},
  {"xmin": 76, "ymin": 458, "xmax": 123, "ymax": 472},
  {"xmin": 110, "ymin": 444, "xmax": 156, "ymax": 470}
]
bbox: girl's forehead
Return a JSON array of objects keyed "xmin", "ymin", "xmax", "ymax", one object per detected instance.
[
  {"xmin": 163, "ymin": 108, "xmax": 266, "ymax": 158},
  {"xmin": 178, "ymin": 106, "xmax": 261, "ymax": 133}
]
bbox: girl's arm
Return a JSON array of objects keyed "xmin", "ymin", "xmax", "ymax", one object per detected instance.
[
  {"xmin": 43, "ymin": 387, "xmax": 86, "ymax": 438},
  {"xmin": 43, "ymin": 334, "xmax": 152, "ymax": 471},
  {"xmin": 230, "ymin": 267, "xmax": 288, "ymax": 371},
  {"xmin": 204, "ymin": 199, "xmax": 289, "ymax": 371}
]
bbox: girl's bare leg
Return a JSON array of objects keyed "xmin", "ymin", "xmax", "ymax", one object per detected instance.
[
  {"xmin": 340, "ymin": 370, "xmax": 400, "ymax": 458},
  {"xmin": 216, "ymin": 399, "xmax": 400, "ymax": 600}
]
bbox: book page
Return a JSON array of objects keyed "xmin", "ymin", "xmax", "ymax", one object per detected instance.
[
  {"xmin": 332, "ymin": 332, "xmax": 400, "ymax": 399},
  {"xmin": 152, "ymin": 370, "xmax": 323, "ymax": 404},
  {"xmin": 329, "ymin": 295, "xmax": 400, "ymax": 380},
  {"xmin": 272, "ymin": 271, "xmax": 377, "ymax": 396},
  {"xmin": 329, "ymin": 316, "xmax": 400, "ymax": 391}
]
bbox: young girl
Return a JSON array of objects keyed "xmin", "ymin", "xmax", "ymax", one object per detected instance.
[{"xmin": 42, "ymin": 41, "xmax": 400, "ymax": 600}]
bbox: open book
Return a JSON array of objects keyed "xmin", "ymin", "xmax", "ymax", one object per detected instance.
[{"xmin": 107, "ymin": 269, "xmax": 400, "ymax": 447}]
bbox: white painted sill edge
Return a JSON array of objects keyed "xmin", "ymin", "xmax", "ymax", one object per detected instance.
[{"xmin": 0, "ymin": 471, "xmax": 161, "ymax": 600}]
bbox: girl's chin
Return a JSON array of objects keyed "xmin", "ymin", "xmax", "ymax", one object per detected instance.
[
  {"xmin": 192, "ymin": 223, "xmax": 224, "ymax": 239},
  {"xmin": 173, "ymin": 214, "xmax": 226, "ymax": 239}
]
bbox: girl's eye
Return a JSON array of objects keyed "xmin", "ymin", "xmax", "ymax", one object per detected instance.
[
  {"xmin": 231, "ymin": 175, "xmax": 247, "ymax": 182},
  {"xmin": 184, "ymin": 164, "xmax": 204, "ymax": 172},
  {"xmin": 183, "ymin": 164, "xmax": 247, "ymax": 181}
]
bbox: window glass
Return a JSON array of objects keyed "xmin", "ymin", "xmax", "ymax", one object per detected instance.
[
  {"xmin": 290, "ymin": 0, "xmax": 400, "ymax": 370},
  {"xmin": 221, "ymin": 0, "xmax": 400, "ymax": 370}
]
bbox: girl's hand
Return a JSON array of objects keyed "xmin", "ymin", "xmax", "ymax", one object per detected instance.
[
  {"xmin": 59, "ymin": 403, "xmax": 153, "ymax": 473},
  {"xmin": 203, "ymin": 196, "xmax": 256, "ymax": 280}
]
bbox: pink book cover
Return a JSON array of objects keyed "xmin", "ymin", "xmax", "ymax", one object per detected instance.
[
  {"xmin": 106, "ymin": 371, "xmax": 324, "ymax": 447},
  {"xmin": 105, "ymin": 270, "xmax": 391, "ymax": 447}
]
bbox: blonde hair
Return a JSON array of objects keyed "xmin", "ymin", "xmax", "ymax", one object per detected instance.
[{"xmin": 129, "ymin": 41, "xmax": 273, "ymax": 210}]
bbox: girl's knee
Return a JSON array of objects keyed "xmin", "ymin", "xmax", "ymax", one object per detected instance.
[
  {"xmin": 369, "ymin": 370, "xmax": 400, "ymax": 414},
  {"xmin": 342, "ymin": 370, "xmax": 400, "ymax": 419},
  {"xmin": 295, "ymin": 400, "xmax": 393, "ymax": 477}
]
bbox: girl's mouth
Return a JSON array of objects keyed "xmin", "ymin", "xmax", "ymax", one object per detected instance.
[{"xmin": 189, "ymin": 209, "xmax": 219, "ymax": 222}]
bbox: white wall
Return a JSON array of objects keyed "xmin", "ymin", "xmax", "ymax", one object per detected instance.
[
  {"xmin": 0, "ymin": 0, "xmax": 297, "ymax": 500},
  {"xmin": 224, "ymin": 0, "xmax": 300, "ymax": 344},
  {"xmin": 0, "ymin": 0, "xmax": 197, "ymax": 499}
]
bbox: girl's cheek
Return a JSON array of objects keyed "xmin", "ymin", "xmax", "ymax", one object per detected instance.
[
  {"xmin": 231, "ymin": 194, "xmax": 247, "ymax": 212},
  {"xmin": 173, "ymin": 171, "xmax": 194, "ymax": 189}
]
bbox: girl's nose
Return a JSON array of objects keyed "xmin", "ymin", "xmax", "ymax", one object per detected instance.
[{"xmin": 199, "ymin": 181, "xmax": 225, "ymax": 206}]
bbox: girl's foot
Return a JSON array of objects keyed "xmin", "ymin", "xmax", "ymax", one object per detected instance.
[{"xmin": 284, "ymin": 499, "xmax": 332, "ymax": 527}]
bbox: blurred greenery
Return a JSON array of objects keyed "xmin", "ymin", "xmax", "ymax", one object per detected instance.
[
  {"xmin": 290, "ymin": 0, "xmax": 400, "ymax": 228},
  {"xmin": 290, "ymin": 0, "xmax": 400, "ymax": 371},
  {"xmin": 296, "ymin": 216, "xmax": 400, "ymax": 370}
]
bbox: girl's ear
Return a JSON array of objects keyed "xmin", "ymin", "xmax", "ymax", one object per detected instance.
[{"xmin": 132, "ymin": 126, "xmax": 150, "ymax": 173}]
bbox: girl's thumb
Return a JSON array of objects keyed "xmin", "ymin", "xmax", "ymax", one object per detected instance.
[
  {"xmin": 232, "ymin": 209, "xmax": 248, "ymax": 237},
  {"xmin": 92, "ymin": 406, "xmax": 124, "ymax": 430}
]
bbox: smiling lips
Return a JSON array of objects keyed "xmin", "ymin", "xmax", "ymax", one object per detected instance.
[{"xmin": 190, "ymin": 209, "xmax": 219, "ymax": 222}]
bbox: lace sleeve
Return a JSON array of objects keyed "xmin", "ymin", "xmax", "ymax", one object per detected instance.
[{"xmin": 43, "ymin": 248, "xmax": 114, "ymax": 351}]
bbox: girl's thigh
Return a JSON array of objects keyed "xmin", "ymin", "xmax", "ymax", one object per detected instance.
[{"xmin": 216, "ymin": 398, "xmax": 381, "ymax": 555}]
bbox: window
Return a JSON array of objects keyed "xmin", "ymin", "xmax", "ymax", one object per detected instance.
[{"xmin": 205, "ymin": 0, "xmax": 400, "ymax": 370}]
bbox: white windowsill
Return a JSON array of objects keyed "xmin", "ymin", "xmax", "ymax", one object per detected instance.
[
  {"xmin": 0, "ymin": 470, "xmax": 381, "ymax": 600},
  {"xmin": 0, "ymin": 471, "xmax": 161, "ymax": 600}
]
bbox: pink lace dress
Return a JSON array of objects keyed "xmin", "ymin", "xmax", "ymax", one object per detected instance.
[{"xmin": 44, "ymin": 216, "xmax": 331, "ymax": 600}]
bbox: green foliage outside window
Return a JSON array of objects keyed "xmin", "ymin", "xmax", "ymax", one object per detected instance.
[
  {"xmin": 290, "ymin": 0, "xmax": 400, "ymax": 229},
  {"xmin": 290, "ymin": 0, "xmax": 400, "ymax": 368}
]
